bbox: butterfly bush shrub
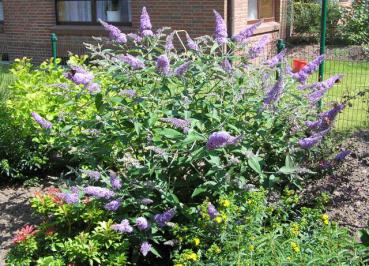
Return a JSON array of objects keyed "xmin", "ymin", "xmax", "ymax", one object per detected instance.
[{"xmin": 6, "ymin": 7, "xmax": 354, "ymax": 265}]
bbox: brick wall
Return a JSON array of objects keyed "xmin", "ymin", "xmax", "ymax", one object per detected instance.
[{"xmin": 0, "ymin": 0, "xmax": 286, "ymax": 63}]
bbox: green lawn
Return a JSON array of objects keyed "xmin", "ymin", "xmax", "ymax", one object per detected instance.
[{"xmin": 322, "ymin": 60, "xmax": 369, "ymax": 131}]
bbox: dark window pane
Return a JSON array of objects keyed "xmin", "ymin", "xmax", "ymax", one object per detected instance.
[
  {"xmin": 96, "ymin": 0, "xmax": 131, "ymax": 23},
  {"xmin": 57, "ymin": 1, "xmax": 92, "ymax": 22},
  {"xmin": 0, "ymin": 1, "xmax": 4, "ymax": 21},
  {"xmin": 259, "ymin": 0, "xmax": 274, "ymax": 18}
]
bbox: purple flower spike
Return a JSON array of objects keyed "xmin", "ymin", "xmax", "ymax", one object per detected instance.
[
  {"xmin": 140, "ymin": 7, "xmax": 153, "ymax": 37},
  {"xmin": 99, "ymin": 19, "xmax": 127, "ymax": 43},
  {"xmin": 31, "ymin": 112, "xmax": 52, "ymax": 129},
  {"xmin": 335, "ymin": 150, "xmax": 351, "ymax": 161},
  {"xmin": 298, "ymin": 129, "xmax": 329, "ymax": 149},
  {"xmin": 165, "ymin": 32, "xmax": 175, "ymax": 51},
  {"xmin": 293, "ymin": 55, "xmax": 324, "ymax": 84},
  {"xmin": 161, "ymin": 117, "xmax": 190, "ymax": 133},
  {"xmin": 84, "ymin": 186, "xmax": 115, "ymax": 199},
  {"xmin": 221, "ymin": 59, "xmax": 232, "ymax": 73},
  {"xmin": 174, "ymin": 62, "xmax": 191, "ymax": 77},
  {"xmin": 249, "ymin": 35, "xmax": 269, "ymax": 59},
  {"xmin": 58, "ymin": 192, "xmax": 79, "ymax": 204},
  {"xmin": 319, "ymin": 104, "xmax": 345, "ymax": 121},
  {"xmin": 64, "ymin": 65, "xmax": 94, "ymax": 86},
  {"xmin": 265, "ymin": 49, "xmax": 286, "ymax": 68},
  {"xmin": 233, "ymin": 21, "xmax": 262, "ymax": 43},
  {"xmin": 206, "ymin": 131, "xmax": 240, "ymax": 150},
  {"xmin": 83, "ymin": 170, "xmax": 101, "ymax": 181},
  {"xmin": 111, "ymin": 219, "xmax": 133, "ymax": 233},
  {"xmin": 141, "ymin": 198, "xmax": 154, "ymax": 205},
  {"xmin": 298, "ymin": 74, "xmax": 342, "ymax": 91},
  {"xmin": 156, "ymin": 55, "xmax": 170, "ymax": 75},
  {"xmin": 127, "ymin": 33, "xmax": 143, "ymax": 43},
  {"xmin": 186, "ymin": 34, "xmax": 199, "ymax": 51},
  {"xmin": 213, "ymin": 10, "xmax": 228, "ymax": 45},
  {"xmin": 119, "ymin": 89, "xmax": 136, "ymax": 98},
  {"xmin": 87, "ymin": 83, "xmax": 101, "ymax": 94},
  {"xmin": 104, "ymin": 200, "xmax": 121, "ymax": 211},
  {"xmin": 140, "ymin": 242, "xmax": 152, "ymax": 257},
  {"xmin": 110, "ymin": 173, "xmax": 122, "ymax": 190},
  {"xmin": 119, "ymin": 54, "xmax": 145, "ymax": 70},
  {"xmin": 154, "ymin": 208, "xmax": 176, "ymax": 227},
  {"xmin": 264, "ymin": 76, "xmax": 284, "ymax": 105},
  {"xmin": 208, "ymin": 203, "xmax": 219, "ymax": 219},
  {"xmin": 136, "ymin": 217, "xmax": 150, "ymax": 231}
]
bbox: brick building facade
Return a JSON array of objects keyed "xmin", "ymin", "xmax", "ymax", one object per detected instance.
[{"xmin": 0, "ymin": 0, "xmax": 287, "ymax": 63}]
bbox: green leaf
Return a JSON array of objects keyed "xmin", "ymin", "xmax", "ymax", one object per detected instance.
[
  {"xmin": 191, "ymin": 187, "xmax": 207, "ymax": 198},
  {"xmin": 150, "ymin": 247, "xmax": 162, "ymax": 258},
  {"xmin": 248, "ymin": 156, "xmax": 262, "ymax": 174},
  {"xmin": 155, "ymin": 128, "xmax": 183, "ymax": 139}
]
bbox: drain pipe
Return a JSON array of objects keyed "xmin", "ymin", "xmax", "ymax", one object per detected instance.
[{"xmin": 227, "ymin": 0, "xmax": 235, "ymax": 37}]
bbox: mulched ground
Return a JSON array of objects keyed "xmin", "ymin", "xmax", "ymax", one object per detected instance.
[
  {"xmin": 302, "ymin": 131, "xmax": 369, "ymax": 232},
  {"xmin": 0, "ymin": 131, "xmax": 368, "ymax": 264}
]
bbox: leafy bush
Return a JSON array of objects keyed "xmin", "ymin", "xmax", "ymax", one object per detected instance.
[
  {"xmin": 7, "ymin": 7, "xmax": 359, "ymax": 265},
  {"xmin": 291, "ymin": 1, "xmax": 345, "ymax": 44}
]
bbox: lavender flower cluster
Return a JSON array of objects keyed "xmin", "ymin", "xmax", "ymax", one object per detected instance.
[
  {"xmin": 99, "ymin": 19, "xmax": 127, "ymax": 43},
  {"xmin": 213, "ymin": 10, "xmax": 228, "ymax": 45},
  {"xmin": 160, "ymin": 117, "xmax": 190, "ymax": 133},
  {"xmin": 206, "ymin": 131, "xmax": 241, "ymax": 150},
  {"xmin": 64, "ymin": 65, "xmax": 101, "ymax": 94},
  {"xmin": 118, "ymin": 54, "xmax": 145, "ymax": 70},
  {"xmin": 154, "ymin": 208, "xmax": 176, "ymax": 227},
  {"xmin": 31, "ymin": 112, "xmax": 52, "ymax": 129},
  {"xmin": 249, "ymin": 36, "xmax": 269, "ymax": 59},
  {"xmin": 292, "ymin": 55, "xmax": 324, "ymax": 84},
  {"xmin": 233, "ymin": 21, "xmax": 262, "ymax": 43}
]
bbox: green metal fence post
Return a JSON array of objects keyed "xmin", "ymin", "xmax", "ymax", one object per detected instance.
[
  {"xmin": 51, "ymin": 33, "xmax": 58, "ymax": 65},
  {"xmin": 318, "ymin": 0, "xmax": 328, "ymax": 110},
  {"xmin": 276, "ymin": 39, "xmax": 285, "ymax": 79}
]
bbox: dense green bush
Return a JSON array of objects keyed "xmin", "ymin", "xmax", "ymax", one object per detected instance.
[
  {"xmin": 6, "ymin": 7, "xmax": 362, "ymax": 265},
  {"xmin": 291, "ymin": 1, "xmax": 344, "ymax": 44}
]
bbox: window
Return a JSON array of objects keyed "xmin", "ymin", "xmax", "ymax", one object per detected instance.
[
  {"xmin": 0, "ymin": 0, "xmax": 4, "ymax": 23},
  {"xmin": 248, "ymin": 0, "xmax": 275, "ymax": 21},
  {"xmin": 56, "ymin": 0, "xmax": 132, "ymax": 25}
]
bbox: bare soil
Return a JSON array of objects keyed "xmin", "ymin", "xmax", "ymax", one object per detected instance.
[{"xmin": 302, "ymin": 131, "xmax": 369, "ymax": 232}]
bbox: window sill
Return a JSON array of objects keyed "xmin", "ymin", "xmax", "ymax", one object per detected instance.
[
  {"xmin": 253, "ymin": 21, "xmax": 280, "ymax": 35},
  {"xmin": 51, "ymin": 24, "xmax": 132, "ymax": 36}
]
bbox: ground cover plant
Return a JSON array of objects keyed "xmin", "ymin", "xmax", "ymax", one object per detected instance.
[{"xmin": 5, "ymin": 7, "xmax": 368, "ymax": 265}]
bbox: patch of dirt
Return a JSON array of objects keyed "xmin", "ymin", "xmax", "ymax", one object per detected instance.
[
  {"xmin": 303, "ymin": 131, "xmax": 369, "ymax": 232},
  {"xmin": 0, "ymin": 185, "xmax": 44, "ymax": 265}
]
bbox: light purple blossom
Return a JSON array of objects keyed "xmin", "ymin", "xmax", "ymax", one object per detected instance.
[
  {"xmin": 233, "ymin": 21, "xmax": 262, "ymax": 43},
  {"xmin": 265, "ymin": 49, "xmax": 286, "ymax": 68},
  {"xmin": 208, "ymin": 203, "xmax": 219, "ymax": 219},
  {"xmin": 305, "ymin": 104, "xmax": 345, "ymax": 132},
  {"xmin": 58, "ymin": 192, "xmax": 79, "ymax": 204},
  {"xmin": 136, "ymin": 217, "xmax": 150, "ymax": 231},
  {"xmin": 31, "ymin": 112, "xmax": 52, "ymax": 129},
  {"xmin": 104, "ymin": 200, "xmax": 121, "ymax": 211},
  {"xmin": 161, "ymin": 117, "xmax": 190, "ymax": 133},
  {"xmin": 127, "ymin": 33, "xmax": 143, "ymax": 42},
  {"xmin": 174, "ymin": 62, "xmax": 191, "ymax": 77},
  {"xmin": 140, "ymin": 242, "xmax": 152, "ymax": 257},
  {"xmin": 165, "ymin": 32, "xmax": 175, "ymax": 51},
  {"xmin": 206, "ymin": 131, "xmax": 241, "ymax": 150},
  {"xmin": 87, "ymin": 83, "xmax": 101, "ymax": 94},
  {"xmin": 220, "ymin": 59, "xmax": 232, "ymax": 73},
  {"xmin": 110, "ymin": 174, "xmax": 122, "ymax": 190},
  {"xmin": 84, "ymin": 186, "xmax": 115, "ymax": 199},
  {"xmin": 298, "ymin": 129, "xmax": 329, "ymax": 149},
  {"xmin": 264, "ymin": 76, "xmax": 284, "ymax": 105},
  {"xmin": 140, "ymin": 7, "xmax": 153, "ymax": 37},
  {"xmin": 156, "ymin": 55, "xmax": 170, "ymax": 75},
  {"xmin": 64, "ymin": 65, "xmax": 94, "ymax": 86},
  {"xmin": 154, "ymin": 208, "xmax": 176, "ymax": 227},
  {"xmin": 335, "ymin": 150, "xmax": 351, "ymax": 161},
  {"xmin": 99, "ymin": 19, "xmax": 127, "ymax": 43},
  {"xmin": 141, "ymin": 198, "xmax": 154, "ymax": 205},
  {"xmin": 298, "ymin": 74, "xmax": 342, "ymax": 90},
  {"xmin": 292, "ymin": 55, "xmax": 324, "ymax": 84},
  {"xmin": 146, "ymin": 146, "xmax": 167, "ymax": 157},
  {"xmin": 213, "ymin": 10, "xmax": 228, "ymax": 45},
  {"xmin": 111, "ymin": 219, "xmax": 133, "ymax": 233},
  {"xmin": 119, "ymin": 54, "xmax": 145, "ymax": 70},
  {"xmin": 83, "ymin": 170, "xmax": 101, "ymax": 181},
  {"xmin": 186, "ymin": 34, "xmax": 199, "ymax": 51},
  {"xmin": 320, "ymin": 104, "xmax": 345, "ymax": 121},
  {"xmin": 249, "ymin": 35, "xmax": 269, "ymax": 59},
  {"xmin": 119, "ymin": 89, "xmax": 137, "ymax": 98}
]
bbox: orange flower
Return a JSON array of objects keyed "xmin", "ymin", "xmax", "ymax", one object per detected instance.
[
  {"xmin": 12, "ymin": 225, "xmax": 38, "ymax": 244},
  {"xmin": 45, "ymin": 227, "xmax": 55, "ymax": 236}
]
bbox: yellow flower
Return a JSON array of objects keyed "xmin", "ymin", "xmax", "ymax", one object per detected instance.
[
  {"xmin": 287, "ymin": 256, "xmax": 291, "ymax": 261},
  {"xmin": 321, "ymin": 214, "xmax": 329, "ymax": 225},
  {"xmin": 193, "ymin": 237, "xmax": 200, "ymax": 246},
  {"xmin": 247, "ymin": 199, "xmax": 253, "ymax": 204},
  {"xmin": 215, "ymin": 246, "xmax": 221, "ymax": 254},
  {"xmin": 215, "ymin": 216, "xmax": 223, "ymax": 223},
  {"xmin": 174, "ymin": 264, "xmax": 183, "ymax": 266},
  {"xmin": 290, "ymin": 242, "xmax": 300, "ymax": 253},
  {"xmin": 221, "ymin": 199, "xmax": 231, "ymax": 208},
  {"xmin": 290, "ymin": 223, "xmax": 300, "ymax": 236},
  {"xmin": 249, "ymin": 244, "xmax": 255, "ymax": 252},
  {"xmin": 189, "ymin": 252, "xmax": 198, "ymax": 261}
]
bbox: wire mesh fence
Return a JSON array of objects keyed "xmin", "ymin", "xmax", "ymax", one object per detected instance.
[{"xmin": 283, "ymin": 43, "xmax": 368, "ymax": 131}]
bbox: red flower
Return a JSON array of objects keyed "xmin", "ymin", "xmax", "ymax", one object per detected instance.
[
  {"xmin": 12, "ymin": 225, "xmax": 38, "ymax": 244},
  {"xmin": 45, "ymin": 227, "xmax": 55, "ymax": 236}
]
